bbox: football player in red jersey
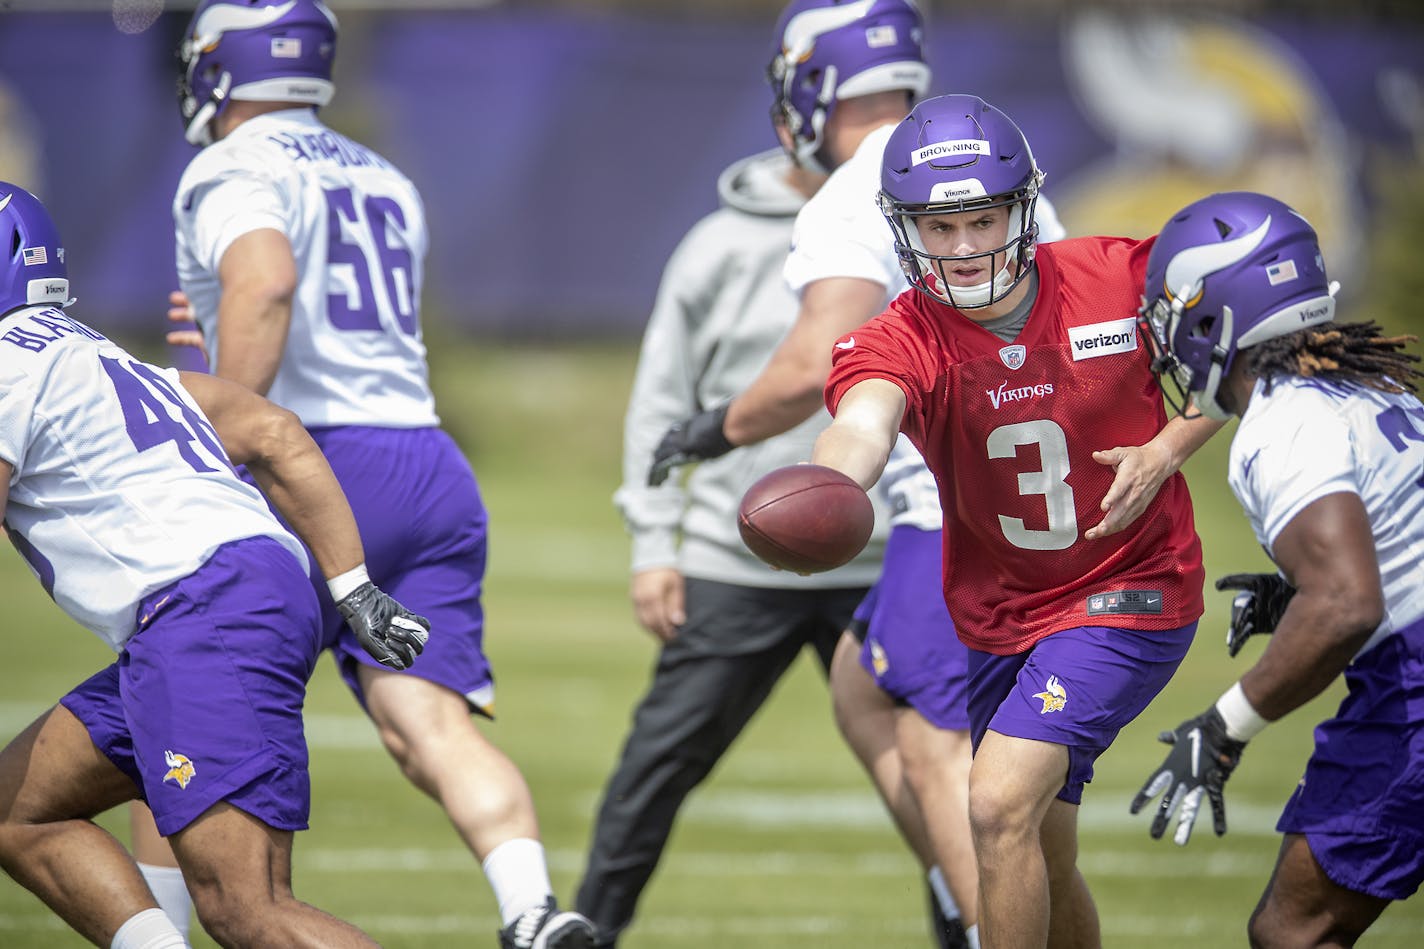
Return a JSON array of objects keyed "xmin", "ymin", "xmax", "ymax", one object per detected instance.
[{"xmin": 815, "ymin": 94, "xmax": 1223, "ymax": 949}]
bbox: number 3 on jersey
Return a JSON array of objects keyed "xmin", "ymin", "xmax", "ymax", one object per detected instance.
[
  {"xmin": 987, "ymin": 419, "xmax": 1078, "ymax": 551},
  {"xmin": 324, "ymin": 186, "xmax": 417, "ymax": 335}
]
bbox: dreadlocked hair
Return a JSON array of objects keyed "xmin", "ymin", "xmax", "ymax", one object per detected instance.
[{"xmin": 1247, "ymin": 320, "xmax": 1422, "ymax": 395}]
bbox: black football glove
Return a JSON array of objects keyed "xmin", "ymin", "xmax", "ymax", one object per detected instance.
[
  {"xmin": 336, "ymin": 581, "xmax": 431, "ymax": 671},
  {"xmin": 647, "ymin": 404, "xmax": 734, "ymax": 487},
  {"xmin": 1215, "ymin": 572, "xmax": 1295, "ymax": 658},
  {"xmin": 1129, "ymin": 706, "xmax": 1246, "ymax": 845}
]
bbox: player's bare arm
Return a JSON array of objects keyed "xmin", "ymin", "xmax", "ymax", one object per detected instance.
[
  {"xmin": 812, "ymin": 377, "xmax": 905, "ymax": 490},
  {"xmin": 214, "ymin": 227, "xmax": 298, "ymax": 395},
  {"xmin": 1238, "ymin": 491, "xmax": 1383, "ymax": 720},
  {"xmin": 1085, "ymin": 409, "xmax": 1226, "ymax": 540},
  {"xmin": 179, "ymin": 370, "xmax": 363, "ymax": 581},
  {"xmin": 723, "ymin": 276, "xmax": 887, "ymax": 446}
]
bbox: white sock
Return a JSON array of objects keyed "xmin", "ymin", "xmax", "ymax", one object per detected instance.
[
  {"xmin": 928, "ymin": 865, "xmax": 960, "ymax": 919},
  {"xmin": 137, "ymin": 863, "xmax": 192, "ymax": 939},
  {"xmin": 110, "ymin": 907, "xmax": 188, "ymax": 949},
  {"xmin": 481, "ymin": 838, "xmax": 553, "ymax": 926},
  {"xmin": 966, "ymin": 923, "xmax": 981, "ymax": 949}
]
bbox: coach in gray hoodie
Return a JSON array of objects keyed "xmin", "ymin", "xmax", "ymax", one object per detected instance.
[{"xmin": 574, "ymin": 146, "xmax": 888, "ymax": 945}]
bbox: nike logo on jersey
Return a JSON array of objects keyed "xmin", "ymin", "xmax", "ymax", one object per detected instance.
[
  {"xmin": 1068, "ymin": 318, "xmax": 1138, "ymax": 361},
  {"xmin": 0, "ymin": 193, "xmax": 11, "ymax": 214},
  {"xmin": 835, "ymin": 337, "xmax": 856, "ymax": 350},
  {"xmin": 1086, "ymin": 589, "xmax": 1164, "ymax": 615}
]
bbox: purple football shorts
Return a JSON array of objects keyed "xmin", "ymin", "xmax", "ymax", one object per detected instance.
[
  {"xmin": 1276, "ymin": 615, "xmax": 1424, "ymax": 900},
  {"xmin": 854, "ymin": 526, "xmax": 968, "ymax": 730},
  {"xmin": 60, "ymin": 537, "xmax": 321, "ymax": 836},
  {"xmin": 967, "ymin": 621, "xmax": 1197, "ymax": 805},
  {"xmin": 306, "ymin": 425, "xmax": 495, "ymax": 715}
]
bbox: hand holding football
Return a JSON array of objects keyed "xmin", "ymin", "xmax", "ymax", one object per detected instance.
[{"xmin": 738, "ymin": 464, "xmax": 874, "ymax": 574}]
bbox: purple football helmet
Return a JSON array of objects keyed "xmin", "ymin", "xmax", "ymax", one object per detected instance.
[
  {"xmin": 1140, "ymin": 191, "xmax": 1337, "ymax": 420},
  {"xmin": 879, "ymin": 94, "xmax": 1044, "ymax": 309},
  {"xmin": 768, "ymin": 0, "xmax": 930, "ymax": 173},
  {"xmin": 178, "ymin": 0, "xmax": 338, "ymax": 147},
  {"xmin": 0, "ymin": 182, "xmax": 71, "ymax": 318}
]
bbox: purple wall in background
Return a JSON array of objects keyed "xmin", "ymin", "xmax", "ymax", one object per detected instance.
[{"xmin": 0, "ymin": 9, "xmax": 1419, "ymax": 337}]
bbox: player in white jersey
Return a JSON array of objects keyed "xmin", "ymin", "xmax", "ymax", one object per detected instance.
[
  {"xmin": 1132, "ymin": 191, "xmax": 1424, "ymax": 946},
  {"xmin": 645, "ymin": 5, "xmax": 1079, "ymax": 945},
  {"xmin": 155, "ymin": 4, "xmax": 596, "ymax": 948},
  {"xmin": 0, "ymin": 182, "xmax": 428, "ymax": 949}
]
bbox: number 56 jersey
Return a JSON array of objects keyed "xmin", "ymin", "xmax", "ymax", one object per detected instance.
[
  {"xmin": 826, "ymin": 237, "xmax": 1205, "ymax": 655},
  {"xmin": 0, "ymin": 307, "xmax": 306, "ymax": 650},
  {"xmin": 173, "ymin": 109, "xmax": 438, "ymax": 429}
]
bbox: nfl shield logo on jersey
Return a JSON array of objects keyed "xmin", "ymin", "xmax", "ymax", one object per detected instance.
[{"xmin": 999, "ymin": 345, "xmax": 1026, "ymax": 370}]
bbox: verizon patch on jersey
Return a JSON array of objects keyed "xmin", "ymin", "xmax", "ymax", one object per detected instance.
[
  {"xmin": 1086, "ymin": 589, "xmax": 1163, "ymax": 615},
  {"xmin": 1068, "ymin": 318, "xmax": 1137, "ymax": 361}
]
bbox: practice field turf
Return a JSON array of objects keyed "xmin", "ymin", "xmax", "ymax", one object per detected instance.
[{"xmin": 1, "ymin": 339, "xmax": 1420, "ymax": 947}]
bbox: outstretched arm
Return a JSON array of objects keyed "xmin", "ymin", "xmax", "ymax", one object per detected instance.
[
  {"xmin": 812, "ymin": 377, "xmax": 906, "ymax": 490},
  {"xmin": 1086, "ymin": 409, "xmax": 1226, "ymax": 540}
]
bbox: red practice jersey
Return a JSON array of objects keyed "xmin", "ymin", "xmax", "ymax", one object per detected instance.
[{"xmin": 826, "ymin": 236, "xmax": 1204, "ymax": 654}]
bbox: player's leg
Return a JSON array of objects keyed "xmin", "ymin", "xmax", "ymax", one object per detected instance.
[
  {"xmin": 896, "ymin": 710, "xmax": 976, "ymax": 929},
  {"xmin": 0, "ymin": 702, "xmax": 166, "ymax": 946},
  {"xmin": 576, "ymin": 579, "xmax": 821, "ymax": 946},
  {"xmin": 312, "ymin": 428, "xmax": 592, "ymax": 945},
  {"xmin": 1251, "ymin": 623, "xmax": 1424, "ymax": 947},
  {"xmin": 130, "ymin": 801, "xmax": 193, "ymax": 938},
  {"xmin": 1248, "ymin": 834, "xmax": 1389, "ymax": 948},
  {"xmin": 168, "ymin": 802, "xmax": 377, "ymax": 948},
  {"xmin": 966, "ymin": 622, "xmax": 1195, "ymax": 949},
  {"xmin": 1040, "ymin": 797, "xmax": 1099, "ymax": 949},
  {"xmin": 828, "ymin": 631, "xmax": 934, "ymax": 864},
  {"xmin": 968, "ymin": 730, "xmax": 1072, "ymax": 948},
  {"xmin": 127, "ymin": 537, "xmax": 377, "ymax": 946},
  {"xmin": 851, "ymin": 525, "xmax": 977, "ymax": 945}
]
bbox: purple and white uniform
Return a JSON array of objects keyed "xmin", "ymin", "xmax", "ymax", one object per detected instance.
[
  {"xmin": 0, "ymin": 306, "xmax": 319, "ymax": 835},
  {"xmin": 174, "ymin": 109, "xmax": 494, "ymax": 713},
  {"xmin": 1231, "ymin": 377, "xmax": 1424, "ymax": 900},
  {"xmin": 789, "ymin": 123, "xmax": 1065, "ymax": 726}
]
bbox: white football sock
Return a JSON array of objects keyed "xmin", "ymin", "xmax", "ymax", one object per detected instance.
[
  {"xmin": 928, "ymin": 865, "xmax": 960, "ymax": 919},
  {"xmin": 137, "ymin": 863, "xmax": 192, "ymax": 939},
  {"xmin": 110, "ymin": 907, "xmax": 188, "ymax": 949},
  {"xmin": 481, "ymin": 838, "xmax": 553, "ymax": 925},
  {"xmin": 966, "ymin": 923, "xmax": 981, "ymax": 949}
]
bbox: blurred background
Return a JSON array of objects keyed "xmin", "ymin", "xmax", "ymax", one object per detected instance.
[
  {"xmin": 1, "ymin": 0, "xmax": 1421, "ymax": 339},
  {"xmin": 1, "ymin": 2, "xmax": 1424, "ymax": 947}
]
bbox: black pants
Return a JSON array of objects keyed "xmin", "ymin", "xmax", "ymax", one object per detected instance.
[{"xmin": 574, "ymin": 577, "xmax": 869, "ymax": 945}]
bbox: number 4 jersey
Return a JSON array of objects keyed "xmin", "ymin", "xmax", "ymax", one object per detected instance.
[
  {"xmin": 173, "ymin": 109, "xmax": 438, "ymax": 429},
  {"xmin": 826, "ymin": 236, "xmax": 1205, "ymax": 655},
  {"xmin": 0, "ymin": 307, "xmax": 306, "ymax": 650}
]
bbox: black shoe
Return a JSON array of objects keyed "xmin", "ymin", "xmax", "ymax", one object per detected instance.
[{"xmin": 498, "ymin": 897, "xmax": 596, "ymax": 949}]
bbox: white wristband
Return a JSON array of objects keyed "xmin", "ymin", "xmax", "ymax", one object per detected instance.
[
  {"xmin": 327, "ymin": 564, "xmax": 370, "ymax": 603},
  {"xmin": 1215, "ymin": 681, "xmax": 1269, "ymax": 742}
]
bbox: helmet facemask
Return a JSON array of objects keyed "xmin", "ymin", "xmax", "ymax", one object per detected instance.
[{"xmin": 881, "ymin": 172, "xmax": 1043, "ymax": 309}]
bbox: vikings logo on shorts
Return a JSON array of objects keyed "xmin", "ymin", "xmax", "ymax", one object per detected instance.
[
  {"xmin": 163, "ymin": 749, "xmax": 197, "ymax": 789},
  {"xmin": 869, "ymin": 637, "xmax": 889, "ymax": 677},
  {"xmin": 1033, "ymin": 675, "xmax": 1067, "ymax": 714}
]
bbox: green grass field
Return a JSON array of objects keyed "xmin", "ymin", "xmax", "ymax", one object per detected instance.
[{"xmin": 1, "ymin": 339, "xmax": 1421, "ymax": 947}]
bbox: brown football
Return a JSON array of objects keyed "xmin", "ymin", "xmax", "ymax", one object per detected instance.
[{"xmin": 737, "ymin": 464, "xmax": 874, "ymax": 574}]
